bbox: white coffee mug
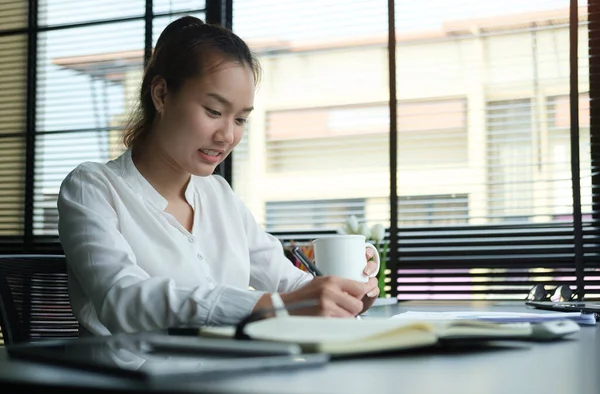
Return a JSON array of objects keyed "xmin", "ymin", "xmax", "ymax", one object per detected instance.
[{"xmin": 312, "ymin": 235, "xmax": 380, "ymax": 283}]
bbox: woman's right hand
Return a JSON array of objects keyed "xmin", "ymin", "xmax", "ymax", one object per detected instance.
[{"xmin": 280, "ymin": 276, "xmax": 368, "ymax": 318}]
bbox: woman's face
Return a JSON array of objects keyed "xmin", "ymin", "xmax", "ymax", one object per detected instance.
[{"xmin": 153, "ymin": 60, "xmax": 255, "ymax": 177}]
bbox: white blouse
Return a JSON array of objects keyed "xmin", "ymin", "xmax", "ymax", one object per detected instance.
[{"xmin": 57, "ymin": 149, "xmax": 312, "ymax": 336}]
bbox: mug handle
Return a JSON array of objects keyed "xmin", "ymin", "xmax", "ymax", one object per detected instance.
[{"xmin": 364, "ymin": 243, "xmax": 380, "ymax": 278}]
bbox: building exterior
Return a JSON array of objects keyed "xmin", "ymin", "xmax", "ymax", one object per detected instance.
[
  {"xmin": 42, "ymin": 7, "xmax": 591, "ymax": 237},
  {"xmin": 233, "ymin": 7, "xmax": 591, "ymax": 231}
]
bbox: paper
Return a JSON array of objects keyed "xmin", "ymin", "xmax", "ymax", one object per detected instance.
[
  {"xmin": 373, "ymin": 297, "xmax": 399, "ymax": 306},
  {"xmin": 391, "ymin": 310, "xmax": 597, "ymax": 326}
]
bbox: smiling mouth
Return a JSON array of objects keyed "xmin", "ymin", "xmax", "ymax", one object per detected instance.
[
  {"xmin": 199, "ymin": 149, "xmax": 222, "ymax": 156},
  {"xmin": 198, "ymin": 149, "xmax": 224, "ymax": 164}
]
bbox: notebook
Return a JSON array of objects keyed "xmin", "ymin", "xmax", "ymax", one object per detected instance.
[{"xmin": 196, "ymin": 315, "xmax": 580, "ymax": 357}]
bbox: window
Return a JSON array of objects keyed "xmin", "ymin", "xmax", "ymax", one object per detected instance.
[
  {"xmin": 232, "ymin": 0, "xmax": 599, "ymax": 300},
  {"xmin": 398, "ymin": 194, "xmax": 469, "ymax": 226},
  {"xmin": 265, "ymin": 199, "xmax": 366, "ymax": 232},
  {"xmin": 397, "ymin": 99, "xmax": 468, "ymax": 168},
  {"xmin": 486, "ymin": 99, "xmax": 534, "ymax": 222},
  {"xmin": 0, "ymin": 2, "xmax": 27, "ymax": 237},
  {"xmin": 391, "ymin": 1, "xmax": 598, "ymax": 300},
  {"xmin": 32, "ymin": 2, "xmax": 209, "ymax": 237},
  {"xmin": 265, "ymin": 104, "xmax": 388, "ymax": 173},
  {"xmin": 35, "ymin": 18, "xmax": 145, "ymax": 234},
  {"xmin": 0, "ymin": 1, "xmax": 207, "ymax": 247},
  {"xmin": 547, "ymin": 93, "xmax": 592, "ymax": 220},
  {"xmin": 1, "ymin": 0, "xmax": 598, "ymax": 300},
  {"xmin": 232, "ymin": 0, "xmax": 390, "ymax": 234},
  {"xmin": 264, "ymin": 99, "xmax": 466, "ymax": 174}
]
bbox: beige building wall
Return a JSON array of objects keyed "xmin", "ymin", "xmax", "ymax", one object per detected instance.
[{"xmin": 234, "ymin": 20, "xmax": 588, "ymax": 227}]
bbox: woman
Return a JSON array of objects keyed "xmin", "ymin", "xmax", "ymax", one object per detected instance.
[{"xmin": 57, "ymin": 16, "xmax": 380, "ymax": 336}]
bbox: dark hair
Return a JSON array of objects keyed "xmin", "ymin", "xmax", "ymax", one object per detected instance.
[{"xmin": 123, "ymin": 16, "xmax": 261, "ymax": 148}]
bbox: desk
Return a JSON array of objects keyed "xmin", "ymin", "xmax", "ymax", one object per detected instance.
[{"xmin": 0, "ymin": 301, "xmax": 598, "ymax": 394}]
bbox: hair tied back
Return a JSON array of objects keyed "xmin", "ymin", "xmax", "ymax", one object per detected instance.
[{"xmin": 155, "ymin": 16, "xmax": 206, "ymax": 49}]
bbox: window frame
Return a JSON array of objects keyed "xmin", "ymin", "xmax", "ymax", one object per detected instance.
[{"xmin": 1, "ymin": 0, "xmax": 598, "ymax": 300}]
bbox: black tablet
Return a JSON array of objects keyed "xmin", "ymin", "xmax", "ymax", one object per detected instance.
[{"xmin": 7, "ymin": 333, "xmax": 329, "ymax": 381}]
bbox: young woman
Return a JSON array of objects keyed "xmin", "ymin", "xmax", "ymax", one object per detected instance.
[{"xmin": 57, "ymin": 16, "xmax": 379, "ymax": 336}]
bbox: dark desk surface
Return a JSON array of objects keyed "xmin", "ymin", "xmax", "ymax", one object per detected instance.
[{"xmin": 1, "ymin": 301, "xmax": 598, "ymax": 394}]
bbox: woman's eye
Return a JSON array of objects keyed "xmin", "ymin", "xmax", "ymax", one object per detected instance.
[
  {"xmin": 235, "ymin": 118, "xmax": 247, "ymax": 126},
  {"xmin": 205, "ymin": 107, "xmax": 221, "ymax": 116}
]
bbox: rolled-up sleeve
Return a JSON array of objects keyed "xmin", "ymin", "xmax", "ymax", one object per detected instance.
[{"xmin": 58, "ymin": 167, "xmax": 263, "ymax": 334}]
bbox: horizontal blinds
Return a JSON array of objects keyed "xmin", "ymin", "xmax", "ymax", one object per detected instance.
[
  {"xmin": 265, "ymin": 199, "xmax": 367, "ymax": 231},
  {"xmin": 154, "ymin": 1, "xmax": 206, "ymax": 14},
  {"xmin": 395, "ymin": 4, "xmax": 586, "ymax": 225},
  {"xmin": 586, "ymin": 0, "xmax": 600, "ymax": 300},
  {"xmin": 30, "ymin": 2, "xmax": 205, "ymax": 240},
  {"xmin": 152, "ymin": 10, "xmax": 206, "ymax": 46},
  {"xmin": 231, "ymin": 0, "xmax": 599, "ymax": 300},
  {"xmin": 0, "ymin": 0, "xmax": 28, "ymax": 31},
  {"xmin": 232, "ymin": 0, "xmax": 390, "ymax": 233},
  {"xmin": 1, "ymin": 0, "xmax": 597, "ymax": 301},
  {"xmin": 38, "ymin": 1, "xmax": 145, "ymax": 26},
  {"xmin": 393, "ymin": 0, "xmax": 599, "ymax": 300},
  {"xmin": 0, "ymin": 2, "xmax": 27, "ymax": 250},
  {"xmin": 34, "ymin": 9, "xmax": 145, "ymax": 237},
  {"xmin": 0, "ymin": 1, "xmax": 209, "ymax": 253},
  {"xmin": 395, "ymin": 222, "xmax": 599, "ymax": 298}
]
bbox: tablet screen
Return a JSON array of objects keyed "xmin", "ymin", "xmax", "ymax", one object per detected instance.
[{"xmin": 7, "ymin": 333, "xmax": 329, "ymax": 381}]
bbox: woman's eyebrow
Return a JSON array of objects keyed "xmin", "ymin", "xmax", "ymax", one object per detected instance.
[{"xmin": 206, "ymin": 92, "xmax": 253, "ymax": 112}]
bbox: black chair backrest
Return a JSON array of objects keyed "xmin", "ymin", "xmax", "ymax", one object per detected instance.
[{"xmin": 0, "ymin": 254, "xmax": 79, "ymax": 345}]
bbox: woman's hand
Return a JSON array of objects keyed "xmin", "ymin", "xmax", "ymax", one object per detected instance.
[
  {"xmin": 360, "ymin": 248, "xmax": 380, "ymax": 313},
  {"xmin": 254, "ymin": 247, "xmax": 380, "ymax": 318},
  {"xmin": 279, "ymin": 276, "xmax": 369, "ymax": 317},
  {"xmin": 278, "ymin": 246, "xmax": 381, "ymax": 317}
]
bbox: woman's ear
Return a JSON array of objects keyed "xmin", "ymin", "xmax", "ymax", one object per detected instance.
[{"xmin": 150, "ymin": 76, "xmax": 168, "ymax": 114}]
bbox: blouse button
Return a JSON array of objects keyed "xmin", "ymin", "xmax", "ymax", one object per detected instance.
[
  {"xmin": 197, "ymin": 253, "xmax": 204, "ymax": 260},
  {"xmin": 188, "ymin": 236, "xmax": 196, "ymax": 243}
]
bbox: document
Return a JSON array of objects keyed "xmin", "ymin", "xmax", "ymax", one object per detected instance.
[{"xmin": 391, "ymin": 310, "xmax": 597, "ymax": 326}]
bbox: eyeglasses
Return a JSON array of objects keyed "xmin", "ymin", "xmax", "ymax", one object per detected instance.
[{"xmin": 526, "ymin": 284, "xmax": 579, "ymax": 302}]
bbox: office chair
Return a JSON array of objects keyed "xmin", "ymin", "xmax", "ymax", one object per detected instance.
[{"xmin": 0, "ymin": 254, "xmax": 79, "ymax": 345}]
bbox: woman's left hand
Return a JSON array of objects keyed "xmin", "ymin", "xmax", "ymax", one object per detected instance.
[{"xmin": 360, "ymin": 248, "xmax": 380, "ymax": 314}]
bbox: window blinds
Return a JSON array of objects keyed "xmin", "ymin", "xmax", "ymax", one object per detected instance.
[
  {"xmin": 392, "ymin": 0, "xmax": 598, "ymax": 300},
  {"xmin": 0, "ymin": 0, "xmax": 597, "ymax": 301},
  {"xmin": 0, "ymin": 0, "xmax": 206, "ymax": 252},
  {"xmin": 0, "ymin": 1, "xmax": 28, "ymax": 246},
  {"xmin": 231, "ymin": 0, "xmax": 599, "ymax": 300},
  {"xmin": 34, "ymin": 2, "xmax": 146, "ymax": 239},
  {"xmin": 232, "ymin": 0, "xmax": 390, "ymax": 233}
]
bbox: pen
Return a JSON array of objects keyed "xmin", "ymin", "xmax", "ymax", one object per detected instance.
[
  {"xmin": 290, "ymin": 246, "xmax": 362, "ymax": 320},
  {"xmin": 291, "ymin": 246, "xmax": 323, "ymax": 277}
]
